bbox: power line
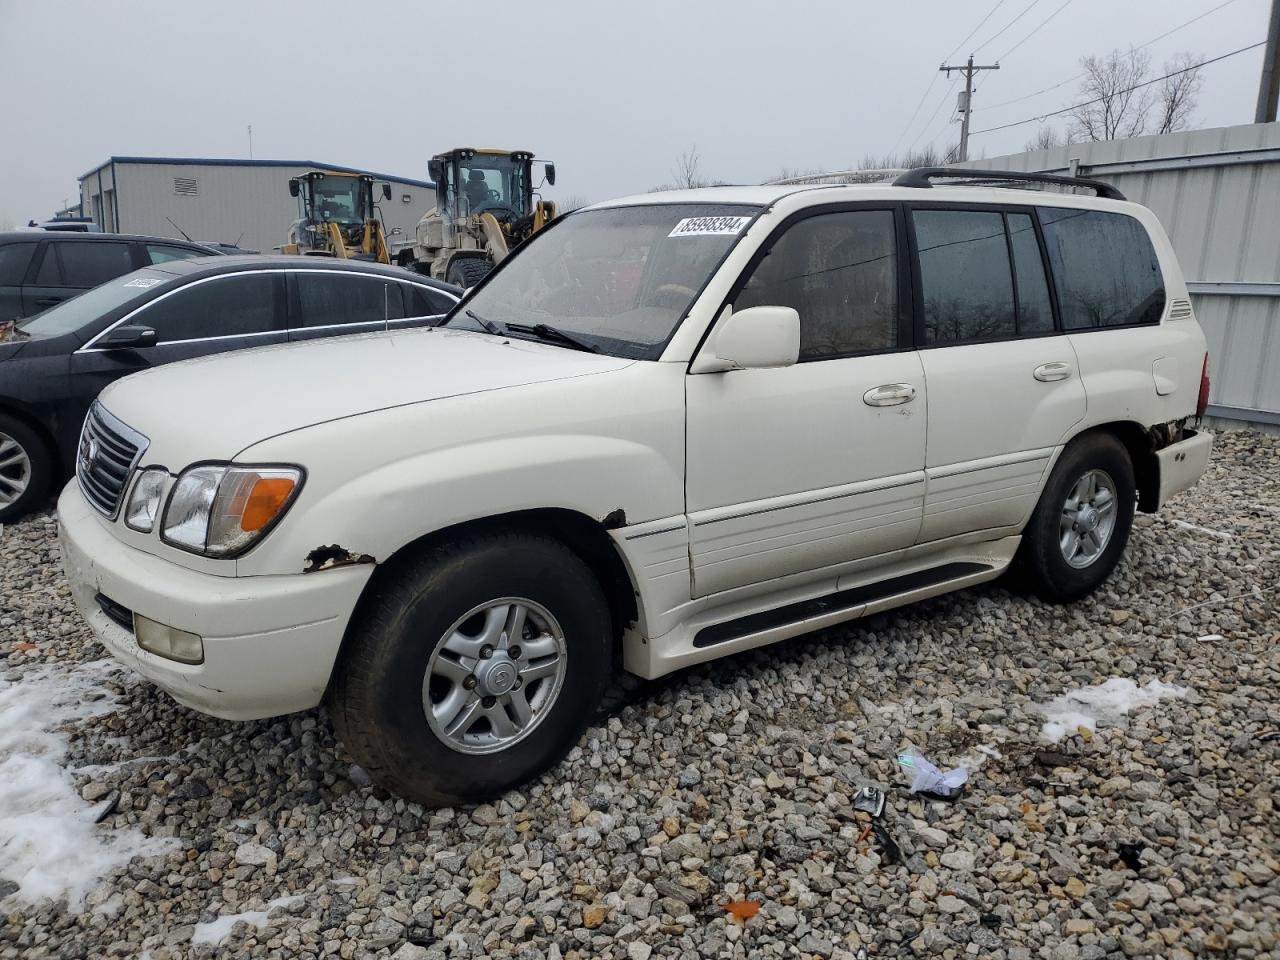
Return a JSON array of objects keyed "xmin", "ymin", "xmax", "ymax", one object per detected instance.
[
  {"xmin": 907, "ymin": 75, "xmax": 961, "ymax": 154},
  {"xmin": 981, "ymin": 0, "xmax": 1243, "ymax": 111},
  {"xmin": 969, "ymin": 40, "xmax": 1266, "ymax": 136},
  {"xmin": 891, "ymin": 75, "xmax": 942, "ymax": 154},
  {"xmin": 996, "ymin": 0, "xmax": 1077, "ymax": 62},
  {"xmin": 972, "ymin": 0, "xmax": 1048, "ymax": 54},
  {"xmin": 944, "ymin": 0, "xmax": 1008, "ymax": 60}
]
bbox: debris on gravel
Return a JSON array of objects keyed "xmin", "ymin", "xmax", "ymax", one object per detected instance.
[{"xmin": 1, "ymin": 429, "xmax": 1277, "ymax": 959}]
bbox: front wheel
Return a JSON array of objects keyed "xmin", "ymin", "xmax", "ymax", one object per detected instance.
[
  {"xmin": 328, "ymin": 532, "xmax": 612, "ymax": 806},
  {"xmin": 1019, "ymin": 433, "xmax": 1136, "ymax": 603},
  {"xmin": 446, "ymin": 257, "xmax": 492, "ymax": 289},
  {"xmin": 0, "ymin": 413, "xmax": 50, "ymax": 524}
]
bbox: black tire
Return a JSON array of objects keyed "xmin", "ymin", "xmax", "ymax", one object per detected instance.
[
  {"xmin": 328, "ymin": 531, "xmax": 612, "ymax": 806},
  {"xmin": 446, "ymin": 257, "xmax": 492, "ymax": 289},
  {"xmin": 1019, "ymin": 432, "xmax": 1136, "ymax": 603},
  {"xmin": 0, "ymin": 413, "xmax": 51, "ymax": 524}
]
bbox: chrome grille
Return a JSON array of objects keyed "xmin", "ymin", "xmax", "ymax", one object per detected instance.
[{"xmin": 77, "ymin": 402, "xmax": 148, "ymax": 519}]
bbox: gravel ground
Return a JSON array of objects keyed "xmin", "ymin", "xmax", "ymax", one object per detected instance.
[{"xmin": 1, "ymin": 429, "xmax": 1277, "ymax": 960}]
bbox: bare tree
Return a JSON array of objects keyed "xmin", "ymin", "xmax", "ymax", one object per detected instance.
[
  {"xmin": 1153, "ymin": 52, "xmax": 1204, "ymax": 134},
  {"xmin": 672, "ymin": 145, "xmax": 707, "ymax": 189},
  {"xmin": 1024, "ymin": 126, "xmax": 1062, "ymax": 151},
  {"xmin": 1068, "ymin": 47, "xmax": 1154, "ymax": 142}
]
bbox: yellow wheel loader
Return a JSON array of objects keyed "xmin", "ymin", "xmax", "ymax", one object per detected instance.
[
  {"xmin": 282, "ymin": 171, "xmax": 393, "ymax": 264},
  {"xmin": 399, "ymin": 149, "xmax": 557, "ymax": 286}
]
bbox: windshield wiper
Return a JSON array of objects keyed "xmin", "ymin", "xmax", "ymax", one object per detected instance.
[
  {"xmin": 505, "ymin": 322, "xmax": 600, "ymax": 354},
  {"xmin": 464, "ymin": 308, "xmax": 504, "ymax": 336}
]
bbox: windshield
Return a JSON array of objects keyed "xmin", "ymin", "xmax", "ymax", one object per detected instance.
[
  {"xmin": 457, "ymin": 155, "xmax": 529, "ymax": 216},
  {"xmin": 17, "ymin": 270, "xmax": 169, "ymax": 340},
  {"xmin": 309, "ymin": 175, "xmax": 365, "ymax": 223},
  {"xmin": 450, "ymin": 203, "xmax": 759, "ymax": 359}
]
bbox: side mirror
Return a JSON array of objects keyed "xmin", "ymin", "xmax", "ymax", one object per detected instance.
[
  {"xmin": 700, "ymin": 306, "xmax": 799, "ymax": 371},
  {"xmin": 427, "ymin": 159, "xmax": 443, "ymax": 183},
  {"xmin": 544, "ymin": 162, "xmax": 556, "ymax": 186},
  {"xmin": 288, "ymin": 178, "xmax": 300, "ymax": 198},
  {"xmin": 98, "ymin": 324, "xmax": 158, "ymax": 350},
  {"xmin": 389, "ymin": 226, "xmax": 404, "ymax": 236},
  {"xmin": 382, "ymin": 183, "xmax": 392, "ymax": 201}
]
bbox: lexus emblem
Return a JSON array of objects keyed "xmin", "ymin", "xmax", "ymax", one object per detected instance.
[{"xmin": 79, "ymin": 437, "xmax": 100, "ymax": 474}]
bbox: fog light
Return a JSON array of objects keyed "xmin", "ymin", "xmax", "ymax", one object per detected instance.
[{"xmin": 133, "ymin": 614, "xmax": 204, "ymax": 664}]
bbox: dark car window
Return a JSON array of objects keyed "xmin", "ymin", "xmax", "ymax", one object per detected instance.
[
  {"xmin": 0, "ymin": 242, "xmax": 37, "ymax": 285},
  {"xmin": 34, "ymin": 245, "xmax": 61, "ymax": 285},
  {"xmin": 135, "ymin": 274, "xmax": 278, "ymax": 343},
  {"xmin": 18, "ymin": 270, "xmax": 170, "ymax": 339},
  {"xmin": 914, "ymin": 209, "xmax": 1016, "ymax": 344},
  {"xmin": 735, "ymin": 210, "xmax": 899, "ymax": 360},
  {"xmin": 402, "ymin": 282, "xmax": 456, "ymax": 317},
  {"xmin": 1038, "ymin": 208, "xmax": 1165, "ymax": 329},
  {"xmin": 54, "ymin": 241, "xmax": 135, "ymax": 288},
  {"xmin": 295, "ymin": 273, "xmax": 390, "ymax": 328},
  {"xmin": 1008, "ymin": 213, "xmax": 1055, "ymax": 335},
  {"xmin": 146, "ymin": 243, "xmax": 209, "ymax": 265}
]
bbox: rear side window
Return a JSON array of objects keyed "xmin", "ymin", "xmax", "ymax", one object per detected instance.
[
  {"xmin": 295, "ymin": 273, "xmax": 391, "ymax": 328},
  {"xmin": 735, "ymin": 209, "xmax": 899, "ymax": 360},
  {"xmin": 0, "ymin": 242, "xmax": 37, "ymax": 285},
  {"xmin": 53, "ymin": 241, "xmax": 135, "ymax": 287},
  {"xmin": 914, "ymin": 210, "xmax": 1015, "ymax": 344},
  {"xmin": 146, "ymin": 243, "xmax": 209, "ymax": 264},
  {"xmin": 1038, "ymin": 209, "xmax": 1165, "ymax": 328},
  {"xmin": 402, "ymin": 283, "xmax": 456, "ymax": 317},
  {"xmin": 135, "ymin": 274, "xmax": 279, "ymax": 342},
  {"xmin": 1007, "ymin": 213, "xmax": 1054, "ymax": 334}
]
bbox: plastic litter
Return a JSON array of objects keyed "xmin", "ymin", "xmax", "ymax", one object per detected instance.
[
  {"xmin": 896, "ymin": 752, "xmax": 968, "ymax": 800},
  {"xmin": 852, "ymin": 786, "xmax": 885, "ymax": 818},
  {"xmin": 871, "ymin": 822, "xmax": 901, "ymax": 865}
]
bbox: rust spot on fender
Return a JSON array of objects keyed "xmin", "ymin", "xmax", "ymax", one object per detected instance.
[
  {"xmin": 602, "ymin": 508, "xmax": 627, "ymax": 530},
  {"xmin": 303, "ymin": 544, "xmax": 376, "ymax": 574}
]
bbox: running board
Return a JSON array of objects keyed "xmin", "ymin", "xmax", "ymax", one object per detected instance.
[{"xmin": 694, "ymin": 561, "xmax": 990, "ymax": 648}]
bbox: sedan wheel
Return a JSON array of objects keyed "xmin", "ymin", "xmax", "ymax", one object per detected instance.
[{"xmin": 0, "ymin": 431, "xmax": 32, "ymax": 509}]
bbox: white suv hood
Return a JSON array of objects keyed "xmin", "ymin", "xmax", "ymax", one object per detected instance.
[{"xmin": 98, "ymin": 327, "xmax": 634, "ymax": 466}]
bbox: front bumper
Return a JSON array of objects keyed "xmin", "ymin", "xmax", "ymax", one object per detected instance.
[{"xmin": 58, "ymin": 482, "xmax": 373, "ymax": 720}]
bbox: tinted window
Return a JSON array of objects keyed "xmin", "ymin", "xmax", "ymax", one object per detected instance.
[
  {"xmin": 914, "ymin": 210, "xmax": 1015, "ymax": 344},
  {"xmin": 56, "ymin": 241, "xmax": 134, "ymax": 287},
  {"xmin": 35, "ymin": 246, "xmax": 61, "ymax": 285},
  {"xmin": 1008, "ymin": 213, "xmax": 1054, "ymax": 334},
  {"xmin": 18, "ymin": 271, "xmax": 169, "ymax": 340},
  {"xmin": 296, "ymin": 273, "xmax": 389, "ymax": 328},
  {"xmin": 0, "ymin": 242, "xmax": 37, "ymax": 286},
  {"xmin": 736, "ymin": 210, "xmax": 898, "ymax": 360},
  {"xmin": 402, "ymin": 283, "xmax": 456, "ymax": 317},
  {"xmin": 1039, "ymin": 208, "xmax": 1164, "ymax": 328},
  {"xmin": 137, "ymin": 274, "xmax": 278, "ymax": 342},
  {"xmin": 146, "ymin": 243, "xmax": 208, "ymax": 264}
]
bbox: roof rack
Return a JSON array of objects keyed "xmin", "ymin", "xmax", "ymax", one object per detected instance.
[{"xmin": 893, "ymin": 167, "xmax": 1126, "ymax": 201}]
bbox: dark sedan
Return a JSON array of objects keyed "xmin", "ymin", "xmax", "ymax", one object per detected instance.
[{"xmin": 0, "ymin": 256, "xmax": 460, "ymax": 520}]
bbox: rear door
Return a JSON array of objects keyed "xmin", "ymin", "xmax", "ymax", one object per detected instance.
[
  {"xmin": 0, "ymin": 241, "xmax": 38, "ymax": 321},
  {"xmin": 908, "ymin": 205, "xmax": 1085, "ymax": 543},
  {"xmin": 287, "ymin": 270, "xmax": 396, "ymax": 342},
  {"xmin": 66, "ymin": 272, "xmax": 288, "ymax": 434},
  {"xmin": 22, "ymin": 239, "xmax": 137, "ymax": 315}
]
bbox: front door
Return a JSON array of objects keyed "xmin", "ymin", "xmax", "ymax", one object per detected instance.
[
  {"xmin": 685, "ymin": 206, "xmax": 927, "ymax": 598},
  {"xmin": 908, "ymin": 206, "xmax": 1086, "ymax": 543}
]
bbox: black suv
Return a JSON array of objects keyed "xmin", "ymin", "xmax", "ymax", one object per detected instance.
[{"xmin": 0, "ymin": 231, "xmax": 219, "ymax": 322}]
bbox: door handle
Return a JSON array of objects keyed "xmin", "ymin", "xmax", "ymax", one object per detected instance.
[
  {"xmin": 1034, "ymin": 361, "xmax": 1072, "ymax": 382},
  {"xmin": 34, "ymin": 297, "xmax": 63, "ymax": 306},
  {"xmin": 863, "ymin": 383, "xmax": 916, "ymax": 407}
]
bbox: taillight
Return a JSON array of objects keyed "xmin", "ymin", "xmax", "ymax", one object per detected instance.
[{"xmin": 1196, "ymin": 353, "xmax": 1210, "ymax": 419}]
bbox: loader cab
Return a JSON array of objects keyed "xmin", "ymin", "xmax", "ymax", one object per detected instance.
[
  {"xmin": 428, "ymin": 149, "xmax": 546, "ymax": 224},
  {"xmin": 290, "ymin": 172, "xmax": 385, "ymax": 229}
]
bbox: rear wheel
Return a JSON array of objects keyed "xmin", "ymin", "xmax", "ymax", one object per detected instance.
[
  {"xmin": 0, "ymin": 413, "xmax": 50, "ymax": 523},
  {"xmin": 329, "ymin": 531, "xmax": 612, "ymax": 806},
  {"xmin": 1019, "ymin": 433, "xmax": 1135, "ymax": 602},
  {"xmin": 446, "ymin": 257, "xmax": 492, "ymax": 289}
]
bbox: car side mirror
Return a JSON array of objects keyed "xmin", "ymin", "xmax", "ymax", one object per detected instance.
[
  {"xmin": 694, "ymin": 306, "xmax": 799, "ymax": 372},
  {"xmin": 382, "ymin": 183, "xmax": 392, "ymax": 201},
  {"xmin": 288, "ymin": 178, "xmax": 300, "ymax": 198},
  {"xmin": 98, "ymin": 325, "xmax": 158, "ymax": 350},
  {"xmin": 428, "ymin": 159, "xmax": 443, "ymax": 183},
  {"xmin": 544, "ymin": 162, "xmax": 556, "ymax": 187},
  {"xmin": 389, "ymin": 226, "xmax": 403, "ymax": 236}
]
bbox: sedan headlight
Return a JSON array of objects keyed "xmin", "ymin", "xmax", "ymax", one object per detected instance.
[
  {"xmin": 124, "ymin": 468, "xmax": 168, "ymax": 533},
  {"xmin": 161, "ymin": 464, "xmax": 303, "ymax": 557}
]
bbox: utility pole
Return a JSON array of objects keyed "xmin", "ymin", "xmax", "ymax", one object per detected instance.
[
  {"xmin": 1257, "ymin": 0, "xmax": 1280, "ymax": 123},
  {"xmin": 940, "ymin": 56, "xmax": 1000, "ymax": 162},
  {"xmin": 248, "ymin": 125, "xmax": 254, "ymax": 160}
]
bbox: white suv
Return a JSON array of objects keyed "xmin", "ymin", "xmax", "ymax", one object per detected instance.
[{"xmin": 60, "ymin": 169, "xmax": 1213, "ymax": 805}]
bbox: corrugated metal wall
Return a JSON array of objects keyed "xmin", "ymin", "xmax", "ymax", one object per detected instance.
[
  {"xmin": 82, "ymin": 162, "xmax": 432, "ymax": 256},
  {"xmin": 956, "ymin": 121, "xmax": 1280, "ymax": 427}
]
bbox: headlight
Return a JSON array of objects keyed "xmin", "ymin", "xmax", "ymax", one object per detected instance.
[
  {"xmin": 124, "ymin": 468, "xmax": 168, "ymax": 533},
  {"xmin": 161, "ymin": 464, "xmax": 303, "ymax": 557}
]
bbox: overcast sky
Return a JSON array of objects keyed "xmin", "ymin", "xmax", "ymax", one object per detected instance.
[{"xmin": 0, "ymin": 0, "xmax": 1270, "ymax": 227}]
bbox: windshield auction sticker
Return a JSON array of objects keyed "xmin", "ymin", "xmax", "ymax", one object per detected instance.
[
  {"xmin": 668, "ymin": 216, "xmax": 751, "ymax": 238},
  {"xmin": 124, "ymin": 277, "xmax": 162, "ymax": 288}
]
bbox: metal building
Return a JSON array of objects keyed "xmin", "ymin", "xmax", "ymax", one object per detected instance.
[
  {"xmin": 954, "ymin": 121, "xmax": 1280, "ymax": 430},
  {"xmin": 77, "ymin": 157, "xmax": 435, "ymax": 255}
]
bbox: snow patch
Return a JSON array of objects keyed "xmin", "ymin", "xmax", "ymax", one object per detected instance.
[
  {"xmin": 1037, "ymin": 678, "xmax": 1188, "ymax": 743},
  {"xmin": 1171, "ymin": 519, "xmax": 1232, "ymax": 540},
  {"xmin": 0, "ymin": 660, "xmax": 175, "ymax": 909},
  {"xmin": 191, "ymin": 895, "xmax": 305, "ymax": 947}
]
